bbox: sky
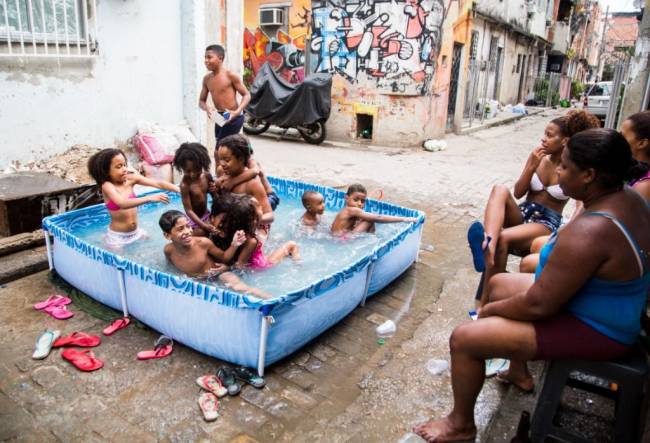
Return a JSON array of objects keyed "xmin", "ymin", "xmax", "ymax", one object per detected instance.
[{"xmin": 598, "ymin": 0, "xmax": 641, "ymax": 13}]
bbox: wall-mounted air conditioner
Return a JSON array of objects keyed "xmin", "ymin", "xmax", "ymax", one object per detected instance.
[{"xmin": 260, "ymin": 8, "xmax": 284, "ymax": 26}]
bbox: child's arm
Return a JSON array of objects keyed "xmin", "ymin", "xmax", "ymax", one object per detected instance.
[
  {"xmin": 233, "ymin": 237, "xmax": 258, "ymax": 268},
  {"xmin": 249, "ymin": 180, "xmax": 275, "ymax": 224},
  {"xmin": 351, "ymin": 208, "xmax": 418, "ymax": 224},
  {"xmin": 207, "ymin": 230, "xmax": 246, "ymax": 264},
  {"xmin": 217, "ymin": 167, "xmax": 259, "ymax": 192},
  {"xmin": 180, "ymin": 183, "xmax": 216, "ymax": 234},
  {"xmin": 199, "ymin": 74, "xmax": 217, "ymax": 120},
  {"xmin": 134, "ymin": 173, "xmax": 181, "ymax": 194},
  {"xmin": 102, "ymin": 182, "xmax": 169, "ymax": 209}
]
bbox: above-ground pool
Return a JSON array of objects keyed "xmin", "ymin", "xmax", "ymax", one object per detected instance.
[{"xmin": 43, "ymin": 177, "xmax": 425, "ymax": 374}]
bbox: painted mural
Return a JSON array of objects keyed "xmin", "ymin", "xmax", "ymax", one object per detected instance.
[
  {"xmin": 243, "ymin": 0, "xmax": 312, "ymax": 85},
  {"xmin": 310, "ymin": 0, "xmax": 445, "ymax": 95}
]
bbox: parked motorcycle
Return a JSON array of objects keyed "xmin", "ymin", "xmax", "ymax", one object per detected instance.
[{"xmin": 243, "ymin": 63, "xmax": 332, "ymax": 145}]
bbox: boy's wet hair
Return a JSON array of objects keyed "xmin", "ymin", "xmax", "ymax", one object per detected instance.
[
  {"xmin": 205, "ymin": 44, "xmax": 225, "ymax": 59},
  {"xmin": 301, "ymin": 190, "xmax": 321, "ymax": 208},
  {"xmin": 159, "ymin": 210, "xmax": 187, "ymax": 234},
  {"xmin": 87, "ymin": 148, "xmax": 127, "ymax": 185},
  {"xmin": 218, "ymin": 134, "xmax": 251, "ymax": 165},
  {"xmin": 173, "ymin": 142, "xmax": 211, "ymax": 174},
  {"xmin": 346, "ymin": 183, "xmax": 367, "ymax": 196}
]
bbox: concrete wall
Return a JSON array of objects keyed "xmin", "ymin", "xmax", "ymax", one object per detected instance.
[{"xmin": 0, "ymin": 0, "xmax": 186, "ymax": 169}]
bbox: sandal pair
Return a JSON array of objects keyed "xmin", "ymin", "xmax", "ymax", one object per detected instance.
[
  {"xmin": 196, "ymin": 375, "xmax": 228, "ymax": 422},
  {"xmin": 216, "ymin": 365, "xmax": 266, "ymax": 396}
]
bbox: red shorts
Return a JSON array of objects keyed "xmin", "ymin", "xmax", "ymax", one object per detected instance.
[{"xmin": 533, "ymin": 312, "xmax": 632, "ymax": 361}]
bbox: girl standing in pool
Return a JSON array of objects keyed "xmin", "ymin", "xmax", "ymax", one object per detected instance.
[
  {"xmin": 216, "ymin": 135, "xmax": 274, "ymax": 227},
  {"xmin": 87, "ymin": 148, "xmax": 180, "ymax": 249}
]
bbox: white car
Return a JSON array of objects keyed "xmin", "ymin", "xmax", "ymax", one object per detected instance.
[{"xmin": 584, "ymin": 81, "xmax": 613, "ymax": 119}]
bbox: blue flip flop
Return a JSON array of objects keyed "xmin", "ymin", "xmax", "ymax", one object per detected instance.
[{"xmin": 467, "ymin": 221, "xmax": 490, "ymax": 272}]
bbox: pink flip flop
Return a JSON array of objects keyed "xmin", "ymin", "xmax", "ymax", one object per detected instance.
[
  {"xmin": 198, "ymin": 392, "xmax": 220, "ymax": 421},
  {"xmin": 137, "ymin": 335, "xmax": 173, "ymax": 360},
  {"xmin": 34, "ymin": 294, "xmax": 71, "ymax": 311},
  {"xmin": 103, "ymin": 317, "xmax": 131, "ymax": 336},
  {"xmin": 43, "ymin": 304, "xmax": 73, "ymax": 320}
]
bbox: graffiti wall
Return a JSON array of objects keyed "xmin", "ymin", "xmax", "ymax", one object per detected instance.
[
  {"xmin": 243, "ymin": 0, "xmax": 311, "ymax": 84},
  {"xmin": 310, "ymin": 0, "xmax": 445, "ymax": 95}
]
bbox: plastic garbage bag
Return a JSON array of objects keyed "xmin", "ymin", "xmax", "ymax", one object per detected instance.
[{"xmin": 423, "ymin": 139, "xmax": 447, "ymax": 152}]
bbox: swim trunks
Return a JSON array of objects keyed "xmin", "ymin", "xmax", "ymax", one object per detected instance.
[
  {"xmin": 214, "ymin": 113, "xmax": 245, "ymax": 147},
  {"xmin": 187, "ymin": 211, "xmax": 210, "ymax": 229},
  {"xmin": 267, "ymin": 192, "xmax": 280, "ymax": 211},
  {"xmin": 105, "ymin": 227, "xmax": 146, "ymax": 249}
]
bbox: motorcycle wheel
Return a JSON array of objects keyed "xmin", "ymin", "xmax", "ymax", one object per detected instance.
[
  {"xmin": 243, "ymin": 116, "xmax": 270, "ymax": 135},
  {"xmin": 297, "ymin": 120, "xmax": 327, "ymax": 145}
]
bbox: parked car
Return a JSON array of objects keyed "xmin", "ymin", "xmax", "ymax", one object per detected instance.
[{"xmin": 583, "ymin": 81, "xmax": 613, "ymax": 119}]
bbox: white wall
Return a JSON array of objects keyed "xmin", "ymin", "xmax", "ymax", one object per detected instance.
[{"xmin": 0, "ymin": 0, "xmax": 184, "ymax": 168}]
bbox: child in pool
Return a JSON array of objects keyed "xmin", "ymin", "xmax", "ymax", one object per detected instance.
[
  {"xmin": 87, "ymin": 148, "xmax": 180, "ymax": 249},
  {"xmin": 330, "ymin": 183, "xmax": 417, "ymax": 236},
  {"xmin": 301, "ymin": 190, "xmax": 325, "ymax": 226},
  {"xmin": 216, "ymin": 142, "xmax": 280, "ymax": 210},
  {"xmin": 173, "ymin": 142, "xmax": 217, "ymax": 236},
  {"xmin": 222, "ymin": 195, "xmax": 299, "ymax": 270},
  {"xmin": 159, "ymin": 210, "xmax": 271, "ymax": 299},
  {"xmin": 216, "ymin": 135, "xmax": 274, "ymax": 225}
]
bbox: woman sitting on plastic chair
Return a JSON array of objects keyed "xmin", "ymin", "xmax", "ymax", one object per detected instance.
[{"xmin": 413, "ymin": 128, "xmax": 650, "ymax": 443}]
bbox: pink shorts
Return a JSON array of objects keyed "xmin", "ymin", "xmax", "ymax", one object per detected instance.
[{"xmin": 188, "ymin": 212, "xmax": 210, "ymax": 229}]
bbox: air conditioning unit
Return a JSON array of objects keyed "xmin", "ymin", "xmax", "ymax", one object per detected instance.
[{"xmin": 260, "ymin": 8, "xmax": 284, "ymax": 26}]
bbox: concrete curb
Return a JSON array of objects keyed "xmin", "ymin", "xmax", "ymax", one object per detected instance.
[
  {"xmin": 456, "ymin": 108, "xmax": 548, "ymax": 136},
  {"xmin": 0, "ymin": 246, "xmax": 48, "ymax": 284}
]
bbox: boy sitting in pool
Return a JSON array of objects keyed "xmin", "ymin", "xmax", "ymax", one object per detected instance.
[
  {"xmin": 159, "ymin": 210, "xmax": 271, "ymax": 299},
  {"xmin": 331, "ymin": 184, "xmax": 417, "ymax": 236},
  {"xmin": 301, "ymin": 190, "xmax": 325, "ymax": 226}
]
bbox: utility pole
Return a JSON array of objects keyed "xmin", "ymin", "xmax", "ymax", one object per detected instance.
[{"xmin": 596, "ymin": 5, "xmax": 609, "ymax": 82}]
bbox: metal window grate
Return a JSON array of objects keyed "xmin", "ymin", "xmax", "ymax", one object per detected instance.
[{"xmin": 0, "ymin": 0, "xmax": 98, "ymax": 58}]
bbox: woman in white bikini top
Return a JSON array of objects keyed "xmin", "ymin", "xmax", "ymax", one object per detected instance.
[{"xmin": 529, "ymin": 173, "xmax": 569, "ymax": 201}]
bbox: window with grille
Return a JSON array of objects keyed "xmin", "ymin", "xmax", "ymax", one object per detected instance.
[
  {"xmin": 469, "ymin": 31, "xmax": 479, "ymax": 60},
  {"xmin": 0, "ymin": 0, "xmax": 98, "ymax": 58}
]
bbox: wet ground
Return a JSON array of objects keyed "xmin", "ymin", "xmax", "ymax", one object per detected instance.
[{"xmin": 2, "ymin": 108, "xmax": 629, "ymax": 442}]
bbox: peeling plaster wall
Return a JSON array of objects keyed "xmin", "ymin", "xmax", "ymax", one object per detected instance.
[{"xmin": 0, "ymin": 0, "xmax": 184, "ymax": 168}]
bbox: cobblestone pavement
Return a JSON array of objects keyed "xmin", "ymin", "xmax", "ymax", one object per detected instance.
[{"xmin": 0, "ymin": 109, "xmax": 565, "ymax": 442}]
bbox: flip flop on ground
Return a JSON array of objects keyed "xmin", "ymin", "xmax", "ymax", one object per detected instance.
[
  {"xmin": 198, "ymin": 392, "xmax": 219, "ymax": 421},
  {"xmin": 196, "ymin": 375, "xmax": 228, "ymax": 398},
  {"xmin": 43, "ymin": 304, "xmax": 74, "ymax": 320},
  {"xmin": 137, "ymin": 335, "xmax": 173, "ymax": 360},
  {"xmin": 34, "ymin": 294, "xmax": 71, "ymax": 311},
  {"xmin": 32, "ymin": 330, "xmax": 61, "ymax": 360},
  {"xmin": 53, "ymin": 332, "xmax": 101, "ymax": 348},
  {"xmin": 61, "ymin": 349, "xmax": 104, "ymax": 372},
  {"xmin": 233, "ymin": 366, "xmax": 266, "ymax": 388},
  {"xmin": 103, "ymin": 317, "xmax": 131, "ymax": 336},
  {"xmin": 216, "ymin": 366, "xmax": 241, "ymax": 396}
]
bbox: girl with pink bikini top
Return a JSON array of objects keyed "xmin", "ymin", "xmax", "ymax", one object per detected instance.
[{"xmin": 87, "ymin": 148, "xmax": 180, "ymax": 248}]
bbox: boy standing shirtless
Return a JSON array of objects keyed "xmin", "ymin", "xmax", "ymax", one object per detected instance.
[{"xmin": 199, "ymin": 44, "xmax": 251, "ymax": 160}]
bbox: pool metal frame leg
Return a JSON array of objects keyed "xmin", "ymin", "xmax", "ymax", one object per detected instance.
[
  {"xmin": 116, "ymin": 269, "xmax": 129, "ymax": 318},
  {"xmin": 360, "ymin": 261, "xmax": 376, "ymax": 307},
  {"xmin": 44, "ymin": 231, "xmax": 54, "ymax": 271},
  {"xmin": 257, "ymin": 313, "xmax": 275, "ymax": 376}
]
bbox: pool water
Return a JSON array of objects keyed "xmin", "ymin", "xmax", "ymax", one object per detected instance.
[{"xmin": 70, "ymin": 196, "xmax": 408, "ymax": 296}]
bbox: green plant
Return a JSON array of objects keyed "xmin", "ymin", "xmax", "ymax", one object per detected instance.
[{"xmin": 571, "ymin": 80, "xmax": 585, "ymax": 99}]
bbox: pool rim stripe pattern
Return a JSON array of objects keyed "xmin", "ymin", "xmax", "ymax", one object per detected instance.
[{"xmin": 42, "ymin": 176, "xmax": 425, "ymax": 312}]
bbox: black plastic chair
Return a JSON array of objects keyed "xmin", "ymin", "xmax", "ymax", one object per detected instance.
[{"xmin": 531, "ymin": 344, "xmax": 649, "ymax": 442}]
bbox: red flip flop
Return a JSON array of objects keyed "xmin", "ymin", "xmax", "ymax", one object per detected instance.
[
  {"xmin": 53, "ymin": 332, "xmax": 101, "ymax": 348},
  {"xmin": 44, "ymin": 304, "xmax": 74, "ymax": 320},
  {"xmin": 61, "ymin": 349, "xmax": 104, "ymax": 372},
  {"xmin": 137, "ymin": 335, "xmax": 173, "ymax": 360},
  {"xmin": 34, "ymin": 294, "xmax": 71, "ymax": 311},
  {"xmin": 103, "ymin": 317, "xmax": 131, "ymax": 336}
]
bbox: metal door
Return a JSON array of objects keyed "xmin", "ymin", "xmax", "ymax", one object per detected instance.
[{"xmin": 447, "ymin": 43, "xmax": 463, "ymax": 128}]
